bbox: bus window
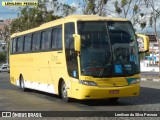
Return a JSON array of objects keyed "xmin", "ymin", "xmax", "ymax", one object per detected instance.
[
  {"xmin": 65, "ymin": 22, "xmax": 78, "ymax": 78},
  {"xmin": 12, "ymin": 38, "xmax": 17, "ymax": 53},
  {"xmin": 65, "ymin": 23, "xmax": 74, "ymax": 49},
  {"xmin": 24, "ymin": 35, "xmax": 31, "ymax": 52},
  {"xmin": 17, "ymin": 37, "xmax": 23, "ymax": 52},
  {"xmin": 52, "ymin": 28, "xmax": 57, "ymax": 49},
  {"xmin": 32, "ymin": 32, "xmax": 41, "ymax": 51},
  {"xmin": 41, "ymin": 30, "xmax": 51, "ymax": 50},
  {"xmin": 57, "ymin": 26, "xmax": 62, "ymax": 49},
  {"xmin": 51, "ymin": 25, "xmax": 62, "ymax": 50}
]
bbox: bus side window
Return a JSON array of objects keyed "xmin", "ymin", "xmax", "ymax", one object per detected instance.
[
  {"xmin": 32, "ymin": 32, "xmax": 41, "ymax": 51},
  {"xmin": 12, "ymin": 38, "xmax": 17, "ymax": 53},
  {"xmin": 24, "ymin": 35, "xmax": 31, "ymax": 52},
  {"xmin": 57, "ymin": 26, "xmax": 62, "ymax": 49},
  {"xmin": 41, "ymin": 30, "xmax": 51, "ymax": 50},
  {"xmin": 51, "ymin": 28, "xmax": 57, "ymax": 49},
  {"xmin": 10, "ymin": 39, "xmax": 12, "ymax": 54},
  {"xmin": 51, "ymin": 25, "xmax": 62, "ymax": 50},
  {"xmin": 64, "ymin": 22, "xmax": 78, "ymax": 78},
  {"xmin": 17, "ymin": 37, "xmax": 24, "ymax": 52}
]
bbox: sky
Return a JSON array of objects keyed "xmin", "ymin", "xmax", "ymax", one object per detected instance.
[
  {"xmin": 0, "ymin": 0, "xmax": 75, "ymax": 20},
  {"xmin": 0, "ymin": 0, "xmax": 19, "ymax": 20},
  {"xmin": 0, "ymin": 0, "xmax": 160, "ymax": 33}
]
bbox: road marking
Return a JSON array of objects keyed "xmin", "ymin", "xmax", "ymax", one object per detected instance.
[
  {"xmin": 141, "ymin": 78, "xmax": 160, "ymax": 82},
  {"xmin": 153, "ymin": 79, "xmax": 160, "ymax": 82},
  {"xmin": 141, "ymin": 78, "xmax": 146, "ymax": 81}
]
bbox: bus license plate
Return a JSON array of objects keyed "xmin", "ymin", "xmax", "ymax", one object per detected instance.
[{"xmin": 109, "ymin": 90, "xmax": 119, "ymax": 94}]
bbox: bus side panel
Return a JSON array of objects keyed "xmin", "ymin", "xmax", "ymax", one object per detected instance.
[{"xmin": 10, "ymin": 54, "xmax": 33, "ymax": 86}]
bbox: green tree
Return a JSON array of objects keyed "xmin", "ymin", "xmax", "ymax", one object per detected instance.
[
  {"xmin": 10, "ymin": 3, "xmax": 61, "ymax": 33},
  {"xmin": 10, "ymin": 0, "xmax": 76, "ymax": 34},
  {"xmin": 62, "ymin": 4, "xmax": 76, "ymax": 17},
  {"xmin": 0, "ymin": 22, "xmax": 11, "ymax": 64},
  {"xmin": 79, "ymin": 0, "xmax": 108, "ymax": 16},
  {"xmin": 46, "ymin": 0, "xmax": 76, "ymax": 17},
  {"xmin": 0, "ymin": 52, "xmax": 6, "ymax": 63},
  {"xmin": 144, "ymin": 0, "xmax": 160, "ymax": 39},
  {"xmin": 114, "ymin": 0, "xmax": 146, "ymax": 29}
]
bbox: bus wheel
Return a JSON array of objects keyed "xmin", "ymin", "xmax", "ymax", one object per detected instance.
[
  {"xmin": 61, "ymin": 80, "xmax": 70, "ymax": 102},
  {"xmin": 20, "ymin": 76, "xmax": 26, "ymax": 91}
]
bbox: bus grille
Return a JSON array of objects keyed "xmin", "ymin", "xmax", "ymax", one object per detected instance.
[{"xmin": 97, "ymin": 78, "xmax": 128, "ymax": 87}]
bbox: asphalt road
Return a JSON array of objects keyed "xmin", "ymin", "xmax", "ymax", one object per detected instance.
[
  {"xmin": 0, "ymin": 72, "xmax": 160, "ymax": 119},
  {"xmin": 141, "ymin": 72, "xmax": 159, "ymax": 79}
]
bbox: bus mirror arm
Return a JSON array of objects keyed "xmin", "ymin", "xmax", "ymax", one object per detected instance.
[
  {"xmin": 137, "ymin": 34, "xmax": 149, "ymax": 54},
  {"xmin": 73, "ymin": 34, "xmax": 81, "ymax": 52},
  {"xmin": 138, "ymin": 50, "xmax": 149, "ymax": 54}
]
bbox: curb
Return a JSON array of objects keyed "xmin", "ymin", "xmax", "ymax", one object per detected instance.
[{"xmin": 141, "ymin": 78, "xmax": 160, "ymax": 82}]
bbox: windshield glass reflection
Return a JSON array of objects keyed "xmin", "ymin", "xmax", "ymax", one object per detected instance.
[{"xmin": 78, "ymin": 21, "xmax": 140, "ymax": 77}]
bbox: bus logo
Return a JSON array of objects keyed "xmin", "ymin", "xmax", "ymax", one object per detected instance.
[{"xmin": 2, "ymin": 112, "xmax": 11, "ymax": 117}]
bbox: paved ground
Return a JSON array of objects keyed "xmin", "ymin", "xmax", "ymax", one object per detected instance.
[
  {"xmin": 0, "ymin": 72, "xmax": 160, "ymax": 119},
  {"xmin": 141, "ymin": 72, "xmax": 160, "ymax": 82}
]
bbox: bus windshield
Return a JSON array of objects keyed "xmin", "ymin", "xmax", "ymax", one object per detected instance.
[{"xmin": 78, "ymin": 21, "xmax": 140, "ymax": 77}]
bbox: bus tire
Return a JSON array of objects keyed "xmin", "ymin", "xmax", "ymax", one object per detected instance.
[
  {"xmin": 20, "ymin": 76, "xmax": 26, "ymax": 91},
  {"xmin": 61, "ymin": 80, "xmax": 70, "ymax": 102}
]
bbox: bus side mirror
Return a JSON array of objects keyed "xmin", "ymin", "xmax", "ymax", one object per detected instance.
[
  {"xmin": 73, "ymin": 34, "xmax": 81, "ymax": 52},
  {"xmin": 136, "ymin": 34, "xmax": 149, "ymax": 53}
]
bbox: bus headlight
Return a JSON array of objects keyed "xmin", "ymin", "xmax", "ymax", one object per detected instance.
[
  {"xmin": 79, "ymin": 80, "xmax": 97, "ymax": 86},
  {"xmin": 130, "ymin": 78, "xmax": 140, "ymax": 85}
]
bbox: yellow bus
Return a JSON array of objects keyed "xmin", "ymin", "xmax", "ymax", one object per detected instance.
[{"xmin": 10, "ymin": 15, "xmax": 149, "ymax": 102}]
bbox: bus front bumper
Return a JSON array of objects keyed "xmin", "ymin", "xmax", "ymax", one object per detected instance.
[{"xmin": 72, "ymin": 83, "xmax": 140, "ymax": 100}]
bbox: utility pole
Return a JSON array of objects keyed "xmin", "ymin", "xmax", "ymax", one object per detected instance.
[
  {"xmin": 151, "ymin": 43, "xmax": 154, "ymax": 66},
  {"xmin": 158, "ymin": 39, "xmax": 160, "ymax": 77},
  {"xmin": 7, "ymin": 26, "xmax": 11, "ymax": 64}
]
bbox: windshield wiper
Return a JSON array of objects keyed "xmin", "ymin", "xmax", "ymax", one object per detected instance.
[
  {"xmin": 98, "ymin": 42, "xmax": 113, "ymax": 77},
  {"xmin": 98, "ymin": 22, "xmax": 113, "ymax": 77}
]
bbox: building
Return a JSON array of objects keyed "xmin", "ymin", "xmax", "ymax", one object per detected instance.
[{"xmin": 145, "ymin": 33, "xmax": 160, "ymax": 64}]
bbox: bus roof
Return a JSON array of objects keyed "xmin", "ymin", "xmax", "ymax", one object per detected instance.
[
  {"xmin": 65, "ymin": 15, "xmax": 128, "ymax": 21},
  {"xmin": 11, "ymin": 15, "xmax": 128, "ymax": 38}
]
